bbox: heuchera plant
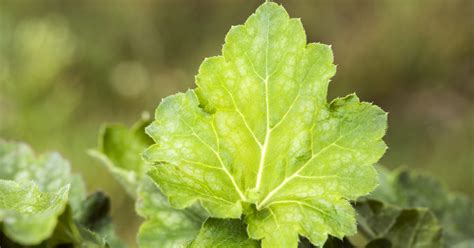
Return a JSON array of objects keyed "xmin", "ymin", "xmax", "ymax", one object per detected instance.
[
  {"xmin": 143, "ymin": 2, "xmax": 387, "ymax": 247},
  {"xmin": 1, "ymin": 2, "xmax": 473, "ymax": 248}
]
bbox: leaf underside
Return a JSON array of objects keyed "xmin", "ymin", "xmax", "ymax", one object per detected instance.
[{"xmin": 144, "ymin": 2, "xmax": 387, "ymax": 247}]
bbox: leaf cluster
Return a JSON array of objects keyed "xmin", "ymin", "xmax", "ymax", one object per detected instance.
[
  {"xmin": 0, "ymin": 141, "xmax": 123, "ymax": 247},
  {"xmin": 2, "ymin": 2, "xmax": 472, "ymax": 248}
]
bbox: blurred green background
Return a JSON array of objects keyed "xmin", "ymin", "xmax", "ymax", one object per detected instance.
[{"xmin": 0, "ymin": 0, "xmax": 472, "ymax": 246}]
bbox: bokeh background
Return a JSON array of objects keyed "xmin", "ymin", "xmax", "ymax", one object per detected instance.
[{"xmin": 1, "ymin": 0, "xmax": 472, "ymax": 246}]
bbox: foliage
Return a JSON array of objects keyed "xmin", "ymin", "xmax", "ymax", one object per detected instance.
[
  {"xmin": 370, "ymin": 168, "xmax": 474, "ymax": 247},
  {"xmin": 143, "ymin": 3, "xmax": 386, "ymax": 247},
  {"xmin": 355, "ymin": 199, "xmax": 442, "ymax": 247},
  {"xmin": 187, "ymin": 218, "xmax": 259, "ymax": 248},
  {"xmin": 90, "ymin": 118, "xmax": 207, "ymax": 248},
  {"xmin": 1, "ymin": 1, "xmax": 473, "ymax": 248},
  {"xmin": 0, "ymin": 140, "xmax": 122, "ymax": 247}
]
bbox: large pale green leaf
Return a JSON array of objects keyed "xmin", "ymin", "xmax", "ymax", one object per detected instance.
[
  {"xmin": 355, "ymin": 199, "xmax": 442, "ymax": 248},
  {"xmin": 371, "ymin": 168, "xmax": 474, "ymax": 247},
  {"xmin": 0, "ymin": 180, "xmax": 69, "ymax": 245},
  {"xmin": 187, "ymin": 218, "xmax": 259, "ymax": 248},
  {"xmin": 144, "ymin": 2, "xmax": 387, "ymax": 247}
]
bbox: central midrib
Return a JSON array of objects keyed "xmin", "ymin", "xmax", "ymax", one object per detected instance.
[{"xmin": 254, "ymin": 14, "xmax": 271, "ymax": 192}]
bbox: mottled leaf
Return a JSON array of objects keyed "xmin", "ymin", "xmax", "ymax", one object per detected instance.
[
  {"xmin": 0, "ymin": 140, "xmax": 121, "ymax": 246},
  {"xmin": 0, "ymin": 140, "xmax": 73, "ymax": 193},
  {"xmin": 0, "ymin": 180, "xmax": 69, "ymax": 245},
  {"xmin": 144, "ymin": 3, "xmax": 387, "ymax": 247},
  {"xmin": 91, "ymin": 119, "xmax": 207, "ymax": 247},
  {"xmin": 0, "ymin": 140, "xmax": 86, "ymax": 213},
  {"xmin": 187, "ymin": 218, "xmax": 259, "ymax": 248},
  {"xmin": 371, "ymin": 168, "xmax": 474, "ymax": 246},
  {"xmin": 355, "ymin": 199, "xmax": 442, "ymax": 248},
  {"xmin": 136, "ymin": 178, "xmax": 207, "ymax": 248}
]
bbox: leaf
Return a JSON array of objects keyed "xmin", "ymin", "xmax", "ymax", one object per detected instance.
[
  {"xmin": 298, "ymin": 236, "xmax": 353, "ymax": 248},
  {"xmin": 355, "ymin": 199, "xmax": 442, "ymax": 248},
  {"xmin": 186, "ymin": 218, "xmax": 259, "ymax": 248},
  {"xmin": 91, "ymin": 119, "xmax": 207, "ymax": 247},
  {"xmin": 43, "ymin": 205, "xmax": 109, "ymax": 248},
  {"xmin": 136, "ymin": 178, "xmax": 207, "ymax": 248},
  {"xmin": 89, "ymin": 116, "xmax": 153, "ymax": 197},
  {"xmin": 75, "ymin": 192, "xmax": 125, "ymax": 248},
  {"xmin": 0, "ymin": 180, "xmax": 69, "ymax": 245},
  {"xmin": 144, "ymin": 2, "xmax": 387, "ymax": 247},
  {"xmin": 371, "ymin": 168, "xmax": 474, "ymax": 247},
  {"xmin": 0, "ymin": 140, "xmax": 86, "ymax": 213},
  {"xmin": 0, "ymin": 140, "xmax": 73, "ymax": 193},
  {"xmin": 0, "ymin": 140, "xmax": 122, "ymax": 246}
]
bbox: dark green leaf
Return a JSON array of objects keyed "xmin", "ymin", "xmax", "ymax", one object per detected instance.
[
  {"xmin": 355, "ymin": 200, "xmax": 442, "ymax": 248},
  {"xmin": 371, "ymin": 168, "xmax": 474, "ymax": 246}
]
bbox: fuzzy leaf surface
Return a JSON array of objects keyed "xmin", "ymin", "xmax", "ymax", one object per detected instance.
[
  {"xmin": 0, "ymin": 140, "xmax": 120, "ymax": 246},
  {"xmin": 91, "ymin": 120, "xmax": 207, "ymax": 247},
  {"xmin": 187, "ymin": 218, "xmax": 259, "ymax": 248},
  {"xmin": 0, "ymin": 140, "xmax": 86, "ymax": 212},
  {"xmin": 0, "ymin": 180, "xmax": 69, "ymax": 245},
  {"xmin": 136, "ymin": 178, "xmax": 207, "ymax": 248},
  {"xmin": 0, "ymin": 140, "xmax": 72, "ymax": 192},
  {"xmin": 144, "ymin": 2, "xmax": 387, "ymax": 247}
]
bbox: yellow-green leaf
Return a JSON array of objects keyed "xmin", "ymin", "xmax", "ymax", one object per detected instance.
[{"xmin": 144, "ymin": 3, "xmax": 387, "ymax": 247}]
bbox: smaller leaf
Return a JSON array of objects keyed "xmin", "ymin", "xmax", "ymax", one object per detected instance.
[
  {"xmin": 371, "ymin": 167, "xmax": 474, "ymax": 247},
  {"xmin": 0, "ymin": 140, "xmax": 122, "ymax": 246},
  {"xmin": 89, "ymin": 117, "xmax": 153, "ymax": 197},
  {"xmin": 355, "ymin": 199, "xmax": 442, "ymax": 248},
  {"xmin": 187, "ymin": 218, "xmax": 259, "ymax": 248},
  {"xmin": 75, "ymin": 192, "xmax": 125, "ymax": 248},
  {"xmin": 0, "ymin": 140, "xmax": 87, "ymax": 212},
  {"xmin": 45, "ymin": 205, "xmax": 109, "ymax": 248},
  {"xmin": 0, "ymin": 180, "xmax": 69, "ymax": 245}
]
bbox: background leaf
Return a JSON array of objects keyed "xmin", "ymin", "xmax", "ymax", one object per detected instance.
[
  {"xmin": 89, "ymin": 116, "xmax": 153, "ymax": 197},
  {"xmin": 355, "ymin": 199, "xmax": 442, "ymax": 248},
  {"xmin": 0, "ymin": 140, "xmax": 122, "ymax": 247},
  {"xmin": 0, "ymin": 180, "xmax": 69, "ymax": 245},
  {"xmin": 371, "ymin": 168, "xmax": 474, "ymax": 246}
]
